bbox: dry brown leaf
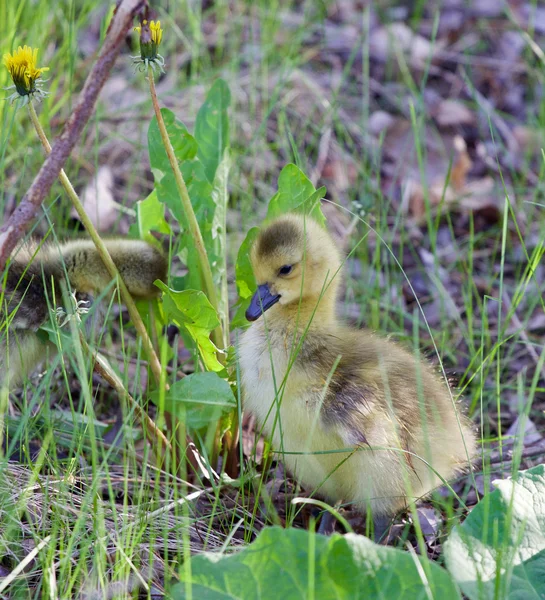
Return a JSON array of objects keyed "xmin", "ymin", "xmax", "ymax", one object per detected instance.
[
  {"xmin": 74, "ymin": 166, "xmax": 120, "ymax": 231},
  {"xmin": 402, "ymin": 135, "xmax": 499, "ymax": 220},
  {"xmin": 451, "ymin": 135, "xmax": 472, "ymax": 191},
  {"xmin": 242, "ymin": 413, "xmax": 264, "ymax": 464},
  {"xmin": 435, "ymin": 99, "xmax": 476, "ymax": 128},
  {"xmin": 458, "ymin": 177, "xmax": 497, "ymax": 212},
  {"xmin": 505, "ymin": 416, "xmax": 543, "ymax": 446},
  {"xmin": 404, "ymin": 178, "xmax": 456, "ymax": 219},
  {"xmin": 512, "ymin": 126, "xmax": 544, "ymax": 155},
  {"xmin": 368, "ymin": 110, "xmax": 396, "ymax": 136},
  {"xmin": 417, "ymin": 507, "xmax": 441, "ymax": 542},
  {"xmin": 370, "ymin": 23, "xmax": 445, "ymax": 69}
]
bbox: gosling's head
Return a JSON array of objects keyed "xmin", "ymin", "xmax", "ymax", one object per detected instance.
[{"xmin": 246, "ymin": 214, "xmax": 342, "ymax": 322}]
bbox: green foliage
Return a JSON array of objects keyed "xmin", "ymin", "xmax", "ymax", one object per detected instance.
[
  {"xmin": 209, "ymin": 153, "xmax": 230, "ymax": 329},
  {"xmin": 148, "ymin": 108, "xmax": 213, "ymax": 292},
  {"xmin": 444, "ymin": 465, "xmax": 545, "ymax": 600},
  {"xmin": 149, "ymin": 109, "xmax": 198, "ymax": 165},
  {"xmin": 232, "ymin": 165, "xmax": 327, "ymax": 328},
  {"xmin": 195, "ymin": 79, "xmax": 231, "ymax": 184},
  {"xmin": 267, "ymin": 164, "xmax": 327, "ymax": 226},
  {"xmin": 231, "ymin": 226, "xmax": 259, "ymax": 329},
  {"xmin": 146, "ymin": 79, "xmax": 232, "ymax": 372},
  {"xmin": 154, "ymin": 371, "xmax": 235, "ymax": 429},
  {"xmin": 157, "ymin": 281, "xmax": 223, "ymax": 372},
  {"xmin": 129, "ymin": 189, "xmax": 171, "ymax": 242},
  {"xmin": 148, "ymin": 81, "xmax": 231, "ymax": 298},
  {"xmin": 170, "ymin": 526, "xmax": 461, "ymax": 600}
]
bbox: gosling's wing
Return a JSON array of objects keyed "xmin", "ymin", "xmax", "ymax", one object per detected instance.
[{"xmin": 319, "ymin": 372, "xmax": 377, "ymax": 448}]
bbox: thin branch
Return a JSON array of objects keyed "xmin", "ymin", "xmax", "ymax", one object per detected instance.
[{"xmin": 0, "ymin": 0, "xmax": 145, "ymax": 270}]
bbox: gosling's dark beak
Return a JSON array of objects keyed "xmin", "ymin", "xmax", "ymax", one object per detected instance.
[{"xmin": 246, "ymin": 284, "xmax": 281, "ymax": 322}]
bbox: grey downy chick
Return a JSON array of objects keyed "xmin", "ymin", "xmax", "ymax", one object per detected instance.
[{"xmin": 1, "ymin": 239, "xmax": 167, "ymax": 388}]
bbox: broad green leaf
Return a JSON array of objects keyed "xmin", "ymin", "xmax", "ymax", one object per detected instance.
[
  {"xmin": 171, "ymin": 526, "xmax": 460, "ymax": 600},
  {"xmin": 444, "ymin": 465, "xmax": 545, "ymax": 600},
  {"xmin": 210, "ymin": 151, "xmax": 230, "ymax": 328},
  {"xmin": 148, "ymin": 109, "xmax": 198, "ymax": 170},
  {"xmin": 266, "ymin": 164, "xmax": 326, "ymax": 226},
  {"xmin": 157, "ymin": 282, "xmax": 223, "ymax": 372},
  {"xmin": 231, "ymin": 226, "xmax": 259, "ymax": 329},
  {"xmin": 129, "ymin": 189, "xmax": 171, "ymax": 242},
  {"xmin": 195, "ymin": 79, "xmax": 231, "ymax": 183},
  {"xmin": 235, "ymin": 227, "xmax": 259, "ymax": 300},
  {"xmin": 152, "ymin": 371, "xmax": 235, "ymax": 429},
  {"xmin": 148, "ymin": 102, "xmax": 228, "ymax": 294}
]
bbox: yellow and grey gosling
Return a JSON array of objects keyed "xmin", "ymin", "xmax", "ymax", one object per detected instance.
[
  {"xmin": 238, "ymin": 214, "xmax": 476, "ymax": 519},
  {"xmin": 0, "ymin": 239, "xmax": 167, "ymax": 388}
]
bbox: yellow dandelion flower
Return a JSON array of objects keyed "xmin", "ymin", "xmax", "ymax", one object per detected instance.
[
  {"xmin": 133, "ymin": 20, "xmax": 165, "ymax": 71},
  {"xmin": 149, "ymin": 20, "xmax": 163, "ymax": 46},
  {"xmin": 3, "ymin": 45, "xmax": 49, "ymax": 100}
]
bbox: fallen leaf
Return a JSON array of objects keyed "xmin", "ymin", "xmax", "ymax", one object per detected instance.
[
  {"xmin": 512, "ymin": 126, "xmax": 544, "ymax": 155},
  {"xmin": 417, "ymin": 507, "xmax": 441, "ymax": 542},
  {"xmin": 434, "ymin": 100, "xmax": 476, "ymax": 128},
  {"xmin": 458, "ymin": 177, "xmax": 497, "ymax": 212},
  {"xmin": 74, "ymin": 166, "xmax": 121, "ymax": 231},
  {"xmin": 368, "ymin": 110, "xmax": 396, "ymax": 136},
  {"xmin": 370, "ymin": 22, "xmax": 445, "ymax": 69},
  {"xmin": 450, "ymin": 135, "xmax": 472, "ymax": 191},
  {"xmin": 242, "ymin": 413, "xmax": 264, "ymax": 464},
  {"xmin": 505, "ymin": 417, "xmax": 543, "ymax": 446},
  {"xmin": 404, "ymin": 178, "xmax": 456, "ymax": 220}
]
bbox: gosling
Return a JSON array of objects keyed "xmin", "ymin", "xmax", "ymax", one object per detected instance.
[
  {"xmin": 238, "ymin": 214, "xmax": 476, "ymax": 519},
  {"xmin": 1, "ymin": 239, "xmax": 167, "ymax": 388}
]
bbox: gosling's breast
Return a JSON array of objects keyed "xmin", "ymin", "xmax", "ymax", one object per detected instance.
[{"xmin": 239, "ymin": 324, "xmax": 286, "ymax": 422}]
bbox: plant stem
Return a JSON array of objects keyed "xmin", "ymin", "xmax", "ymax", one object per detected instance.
[
  {"xmin": 146, "ymin": 66, "xmax": 224, "ymax": 351},
  {"xmin": 28, "ymin": 102, "xmax": 164, "ymax": 387},
  {"xmin": 27, "ymin": 101, "xmax": 175, "ymax": 462}
]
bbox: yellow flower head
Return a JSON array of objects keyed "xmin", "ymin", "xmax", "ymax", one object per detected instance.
[
  {"xmin": 3, "ymin": 45, "xmax": 49, "ymax": 97},
  {"xmin": 149, "ymin": 20, "xmax": 163, "ymax": 46},
  {"xmin": 133, "ymin": 20, "xmax": 165, "ymax": 71}
]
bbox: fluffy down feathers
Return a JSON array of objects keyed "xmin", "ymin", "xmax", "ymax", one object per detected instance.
[
  {"xmin": 239, "ymin": 214, "xmax": 476, "ymax": 516},
  {"xmin": 0, "ymin": 239, "xmax": 166, "ymax": 388}
]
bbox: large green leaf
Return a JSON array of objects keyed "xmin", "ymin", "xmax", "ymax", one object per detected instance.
[
  {"xmin": 444, "ymin": 465, "xmax": 545, "ymax": 600},
  {"xmin": 149, "ymin": 108, "xmax": 198, "ymax": 168},
  {"xmin": 148, "ymin": 102, "xmax": 228, "ymax": 293},
  {"xmin": 129, "ymin": 189, "xmax": 171, "ymax": 242},
  {"xmin": 157, "ymin": 282, "xmax": 222, "ymax": 372},
  {"xmin": 170, "ymin": 526, "xmax": 460, "ymax": 600},
  {"xmin": 210, "ymin": 152, "xmax": 230, "ymax": 329},
  {"xmin": 153, "ymin": 371, "xmax": 235, "ymax": 429},
  {"xmin": 266, "ymin": 164, "xmax": 327, "ymax": 226},
  {"xmin": 195, "ymin": 79, "xmax": 231, "ymax": 183},
  {"xmin": 231, "ymin": 226, "xmax": 260, "ymax": 329}
]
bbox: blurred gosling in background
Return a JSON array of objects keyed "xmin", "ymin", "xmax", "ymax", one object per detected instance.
[{"xmin": 0, "ymin": 239, "xmax": 167, "ymax": 388}]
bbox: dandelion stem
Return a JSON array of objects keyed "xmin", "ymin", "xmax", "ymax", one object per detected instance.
[
  {"xmin": 27, "ymin": 101, "xmax": 170, "ymax": 451},
  {"xmin": 146, "ymin": 65, "xmax": 224, "ymax": 352}
]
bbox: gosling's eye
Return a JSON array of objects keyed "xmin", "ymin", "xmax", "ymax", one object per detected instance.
[{"xmin": 278, "ymin": 265, "xmax": 293, "ymax": 276}]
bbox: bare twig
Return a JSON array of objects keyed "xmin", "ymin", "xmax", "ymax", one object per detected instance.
[{"xmin": 0, "ymin": 0, "xmax": 145, "ymax": 270}]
